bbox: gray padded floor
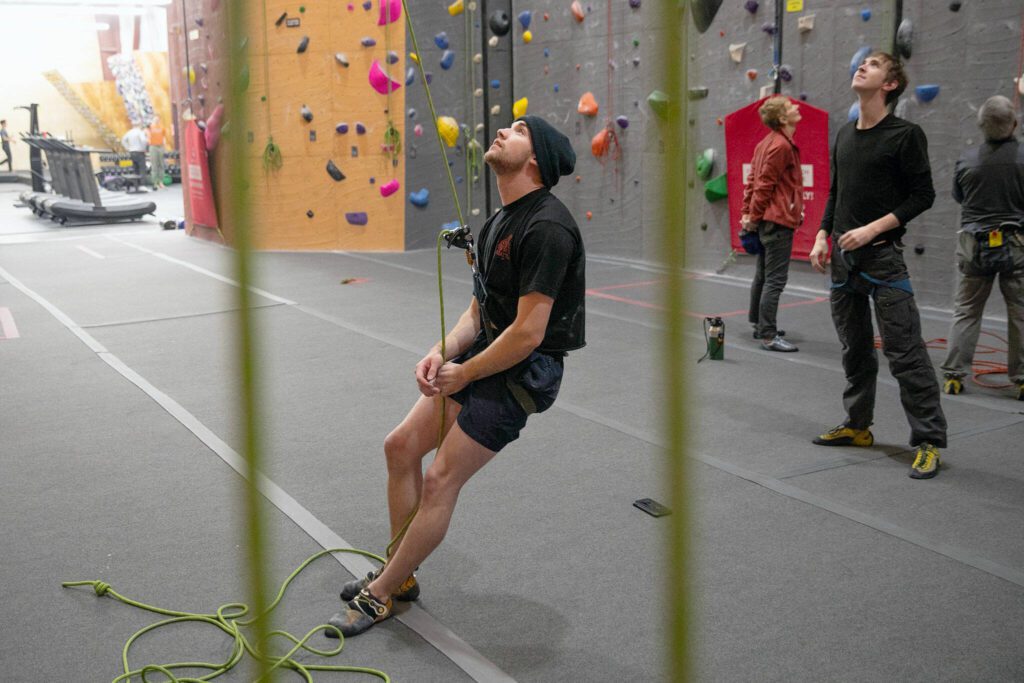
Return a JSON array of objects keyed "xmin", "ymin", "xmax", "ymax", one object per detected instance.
[{"xmin": 2, "ymin": 185, "xmax": 1023, "ymax": 681}]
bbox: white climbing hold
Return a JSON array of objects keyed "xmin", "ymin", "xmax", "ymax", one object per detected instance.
[
  {"xmin": 488, "ymin": 35, "xmax": 499, "ymax": 47},
  {"xmin": 729, "ymin": 42, "xmax": 746, "ymax": 63},
  {"xmin": 797, "ymin": 14, "xmax": 815, "ymax": 32},
  {"xmin": 490, "ymin": 104, "xmax": 500, "ymax": 116}
]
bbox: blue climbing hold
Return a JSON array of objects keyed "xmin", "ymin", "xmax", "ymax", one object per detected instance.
[
  {"xmin": 915, "ymin": 84, "xmax": 940, "ymax": 103},
  {"xmin": 386, "ymin": 51, "xmax": 399, "ymax": 65},
  {"xmin": 361, "ymin": 37, "xmax": 376, "ymax": 47},
  {"xmin": 544, "ymin": 48, "xmax": 550, "ymax": 58},
  {"xmin": 434, "ymin": 32, "xmax": 449, "ymax": 49},
  {"xmin": 336, "ymin": 122, "xmax": 349, "ymax": 134},
  {"xmin": 425, "ymin": 72, "xmax": 433, "ymax": 84},
  {"xmin": 861, "ymin": 8, "xmax": 871, "ymax": 21},
  {"xmin": 554, "ymin": 84, "xmax": 559, "ymax": 92},
  {"xmin": 440, "ymin": 50, "xmax": 455, "ymax": 70},
  {"xmin": 849, "ymin": 45, "xmax": 871, "ymax": 78},
  {"xmin": 406, "ymin": 67, "xmax": 415, "ymax": 85},
  {"xmin": 409, "ymin": 188, "xmax": 429, "ymax": 207},
  {"xmin": 847, "ymin": 101, "xmax": 860, "ymax": 122},
  {"xmin": 518, "ymin": 10, "xmax": 531, "ymax": 30},
  {"xmin": 346, "ymin": 212, "xmax": 368, "ymax": 225},
  {"xmin": 361, "ymin": 0, "xmax": 371, "ymax": 9},
  {"xmin": 490, "ymin": 79, "xmax": 500, "ymax": 89}
]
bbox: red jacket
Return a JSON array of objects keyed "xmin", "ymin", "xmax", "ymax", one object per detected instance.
[{"xmin": 741, "ymin": 129, "xmax": 803, "ymax": 230}]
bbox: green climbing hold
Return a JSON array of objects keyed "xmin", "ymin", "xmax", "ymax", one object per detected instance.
[
  {"xmin": 695, "ymin": 148, "xmax": 715, "ymax": 180},
  {"xmin": 704, "ymin": 173, "xmax": 728, "ymax": 202},
  {"xmin": 647, "ymin": 90, "xmax": 670, "ymax": 118}
]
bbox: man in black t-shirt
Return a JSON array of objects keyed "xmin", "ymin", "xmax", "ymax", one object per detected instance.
[
  {"xmin": 808, "ymin": 52, "xmax": 947, "ymax": 479},
  {"xmin": 329, "ymin": 116, "xmax": 584, "ymax": 637}
]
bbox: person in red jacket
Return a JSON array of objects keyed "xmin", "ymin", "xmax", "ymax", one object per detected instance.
[{"xmin": 741, "ymin": 95, "xmax": 804, "ymax": 352}]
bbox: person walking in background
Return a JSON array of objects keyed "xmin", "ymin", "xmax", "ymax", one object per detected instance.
[
  {"xmin": 121, "ymin": 124, "xmax": 149, "ymax": 183},
  {"xmin": 1, "ymin": 119, "xmax": 13, "ymax": 172},
  {"xmin": 940, "ymin": 95, "xmax": 1024, "ymax": 401},
  {"xmin": 740, "ymin": 95, "xmax": 804, "ymax": 352},
  {"xmin": 147, "ymin": 116, "xmax": 166, "ymax": 190},
  {"xmin": 808, "ymin": 52, "xmax": 947, "ymax": 479}
]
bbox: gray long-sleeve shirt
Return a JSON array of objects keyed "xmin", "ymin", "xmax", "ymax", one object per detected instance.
[{"xmin": 952, "ymin": 138, "xmax": 1024, "ymax": 232}]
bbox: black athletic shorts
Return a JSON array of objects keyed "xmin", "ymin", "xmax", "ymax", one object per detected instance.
[{"xmin": 449, "ymin": 343, "xmax": 564, "ymax": 453}]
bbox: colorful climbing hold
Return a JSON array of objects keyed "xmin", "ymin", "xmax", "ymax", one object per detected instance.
[
  {"xmin": 695, "ymin": 148, "xmax": 715, "ymax": 179},
  {"xmin": 577, "ymin": 92, "xmax": 599, "ymax": 116},
  {"xmin": 688, "ymin": 87, "xmax": 709, "ymax": 99},
  {"xmin": 380, "ymin": 179, "xmax": 400, "ymax": 197},
  {"xmin": 512, "ymin": 97, "xmax": 528, "ymax": 118},
  {"xmin": 571, "ymin": 1, "xmax": 585, "ymax": 22},
  {"xmin": 326, "ymin": 160, "xmax": 345, "ymax": 181},
  {"xmin": 307, "ymin": 210, "xmax": 315, "ymax": 218},
  {"xmin": 297, "ymin": 36, "xmax": 309, "ymax": 53},
  {"xmin": 543, "ymin": 48, "xmax": 550, "ymax": 58},
  {"xmin": 704, "ymin": 173, "xmax": 728, "ymax": 202},
  {"xmin": 355, "ymin": 122, "xmax": 366, "ymax": 134},
  {"xmin": 744, "ymin": 0, "xmax": 758, "ymax": 13},
  {"xmin": 860, "ymin": 8, "xmax": 871, "ymax": 21},
  {"xmin": 336, "ymin": 122, "xmax": 349, "ymax": 134},
  {"xmin": 729, "ymin": 42, "xmax": 746, "ymax": 63},
  {"xmin": 761, "ymin": 22, "xmax": 777, "ymax": 35},
  {"xmin": 616, "ymin": 115, "xmax": 629, "ymax": 129},
  {"xmin": 488, "ymin": 36, "xmax": 499, "ymax": 47},
  {"xmin": 586, "ymin": 211, "xmax": 593, "ymax": 220},
  {"xmin": 850, "ymin": 45, "xmax": 871, "ymax": 78},
  {"xmin": 779, "ymin": 65, "xmax": 793, "ymax": 82},
  {"xmin": 362, "ymin": 0, "xmax": 371, "ymax": 9},
  {"xmin": 437, "ymin": 116, "xmax": 459, "ymax": 146},
  {"xmin": 647, "ymin": 90, "xmax": 669, "ymax": 118},
  {"xmin": 410, "ymin": 188, "xmax": 430, "ymax": 207},
  {"xmin": 345, "ymin": 212, "xmax": 368, "ymax": 226},
  {"xmin": 489, "ymin": 11, "xmax": 510, "ymax": 36},
  {"xmin": 368, "ymin": 60, "xmax": 402, "ymax": 95},
  {"xmin": 490, "ymin": 79, "xmax": 501, "ymax": 89},
  {"xmin": 629, "ymin": 0, "xmax": 641, "ymax": 7},
  {"xmin": 435, "ymin": 32, "xmax": 449, "ymax": 49},
  {"xmin": 914, "ymin": 84, "xmax": 940, "ymax": 103},
  {"xmin": 377, "ymin": 0, "xmax": 401, "ymax": 25},
  {"xmin": 448, "ymin": 0, "xmax": 464, "ymax": 16},
  {"xmin": 440, "ymin": 50, "xmax": 455, "ymax": 70},
  {"xmin": 798, "ymin": 14, "xmax": 815, "ymax": 32},
  {"xmin": 591, "ymin": 129, "xmax": 611, "ymax": 158},
  {"xmin": 553, "ymin": 84, "xmax": 560, "ymax": 93},
  {"xmin": 409, "ymin": 52, "xmax": 419, "ymax": 64},
  {"xmin": 847, "ymin": 101, "xmax": 860, "ymax": 122},
  {"xmin": 746, "ymin": 69, "xmax": 758, "ymax": 81},
  {"xmin": 949, "ymin": 1, "xmax": 961, "ymax": 11},
  {"xmin": 406, "ymin": 68, "xmax": 415, "ymax": 85},
  {"xmin": 414, "ymin": 124, "xmax": 423, "ymax": 136},
  {"xmin": 387, "ymin": 51, "xmax": 399, "ymax": 65},
  {"xmin": 336, "ymin": 53, "xmax": 350, "ymax": 67},
  {"xmin": 301, "ymin": 104, "xmax": 313, "ymax": 122},
  {"xmin": 361, "ymin": 37, "xmax": 376, "ymax": 47},
  {"xmin": 523, "ymin": 30, "xmax": 533, "ymax": 44},
  {"xmin": 474, "ymin": 88, "xmax": 483, "ymax": 97},
  {"xmin": 408, "ymin": 108, "xmax": 416, "ymax": 118},
  {"xmin": 491, "ymin": 105, "xmax": 501, "ymax": 116},
  {"xmin": 473, "ymin": 53, "xmax": 482, "ymax": 64},
  {"xmin": 519, "ymin": 10, "xmax": 531, "ymax": 29}
]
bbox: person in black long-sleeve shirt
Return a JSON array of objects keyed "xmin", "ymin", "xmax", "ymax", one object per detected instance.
[{"xmin": 808, "ymin": 52, "xmax": 947, "ymax": 479}]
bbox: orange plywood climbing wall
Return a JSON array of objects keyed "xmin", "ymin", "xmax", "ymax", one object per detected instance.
[{"xmin": 171, "ymin": 0, "xmax": 406, "ymax": 251}]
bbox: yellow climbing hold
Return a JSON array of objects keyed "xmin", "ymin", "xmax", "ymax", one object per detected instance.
[
  {"xmin": 409, "ymin": 52, "xmax": 419, "ymax": 64},
  {"xmin": 448, "ymin": 0, "xmax": 464, "ymax": 15},
  {"xmin": 437, "ymin": 116, "xmax": 460, "ymax": 147},
  {"xmin": 512, "ymin": 97, "xmax": 528, "ymax": 118},
  {"xmin": 187, "ymin": 66, "xmax": 196, "ymax": 85},
  {"xmin": 523, "ymin": 30, "xmax": 533, "ymax": 44}
]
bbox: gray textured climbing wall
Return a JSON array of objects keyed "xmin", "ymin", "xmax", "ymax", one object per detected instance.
[{"xmin": 684, "ymin": 0, "xmax": 1023, "ymax": 308}]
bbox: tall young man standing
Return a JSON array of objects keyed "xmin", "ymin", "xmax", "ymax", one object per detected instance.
[
  {"xmin": 809, "ymin": 52, "xmax": 947, "ymax": 479},
  {"xmin": 328, "ymin": 116, "xmax": 584, "ymax": 636}
]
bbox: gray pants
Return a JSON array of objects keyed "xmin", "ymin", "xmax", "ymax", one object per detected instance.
[
  {"xmin": 149, "ymin": 145, "xmax": 165, "ymax": 188},
  {"xmin": 830, "ymin": 243, "xmax": 947, "ymax": 447},
  {"xmin": 941, "ymin": 231, "xmax": 1024, "ymax": 384},
  {"xmin": 1, "ymin": 142, "xmax": 11, "ymax": 171},
  {"xmin": 748, "ymin": 222, "xmax": 795, "ymax": 339}
]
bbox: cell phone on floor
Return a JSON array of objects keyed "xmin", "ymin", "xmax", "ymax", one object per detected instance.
[{"xmin": 633, "ymin": 498, "xmax": 672, "ymax": 517}]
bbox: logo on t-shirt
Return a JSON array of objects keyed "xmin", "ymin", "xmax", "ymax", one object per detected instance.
[{"xmin": 495, "ymin": 235, "xmax": 512, "ymax": 261}]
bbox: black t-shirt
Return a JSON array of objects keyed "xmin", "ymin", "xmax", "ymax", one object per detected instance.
[
  {"xmin": 476, "ymin": 188, "xmax": 585, "ymax": 354},
  {"xmin": 820, "ymin": 114, "xmax": 935, "ymax": 243}
]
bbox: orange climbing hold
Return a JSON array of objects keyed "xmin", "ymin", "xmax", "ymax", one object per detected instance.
[
  {"xmin": 577, "ymin": 91, "xmax": 598, "ymax": 116},
  {"xmin": 586, "ymin": 211, "xmax": 593, "ymax": 220},
  {"xmin": 571, "ymin": 0, "xmax": 585, "ymax": 22}
]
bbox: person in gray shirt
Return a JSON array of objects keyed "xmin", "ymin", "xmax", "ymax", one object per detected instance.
[{"xmin": 941, "ymin": 95, "xmax": 1024, "ymax": 401}]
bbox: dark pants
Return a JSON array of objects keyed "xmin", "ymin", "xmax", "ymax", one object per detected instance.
[
  {"xmin": 1, "ymin": 142, "xmax": 11, "ymax": 171},
  {"xmin": 830, "ymin": 243, "xmax": 947, "ymax": 447},
  {"xmin": 748, "ymin": 221, "xmax": 795, "ymax": 338},
  {"xmin": 130, "ymin": 151, "xmax": 147, "ymax": 177}
]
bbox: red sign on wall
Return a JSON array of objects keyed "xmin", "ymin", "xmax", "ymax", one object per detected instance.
[
  {"xmin": 183, "ymin": 120, "xmax": 219, "ymax": 230},
  {"xmin": 724, "ymin": 96, "xmax": 829, "ymax": 260}
]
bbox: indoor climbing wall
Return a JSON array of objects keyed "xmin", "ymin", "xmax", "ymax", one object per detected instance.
[
  {"xmin": 169, "ymin": 0, "xmax": 408, "ymax": 250},
  {"xmin": 683, "ymin": 0, "xmax": 1024, "ymax": 309}
]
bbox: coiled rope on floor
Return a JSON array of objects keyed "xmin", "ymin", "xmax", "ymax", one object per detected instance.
[{"xmin": 63, "ymin": 3, "xmax": 479, "ymax": 680}]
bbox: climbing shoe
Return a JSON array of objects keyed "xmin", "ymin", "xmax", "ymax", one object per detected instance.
[
  {"xmin": 1016, "ymin": 383, "xmax": 1024, "ymax": 401},
  {"xmin": 942, "ymin": 374, "xmax": 963, "ymax": 395},
  {"xmin": 326, "ymin": 588, "xmax": 393, "ymax": 638},
  {"xmin": 909, "ymin": 443, "xmax": 941, "ymax": 480},
  {"xmin": 340, "ymin": 568, "xmax": 419, "ymax": 602},
  {"xmin": 812, "ymin": 424, "xmax": 874, "ymax": 447},
  {"xmin": 752, "ymin": 328, "xmax": 785, "ymax": 340},
  {"xmin": 762, "ymin": 335, "xmax": 798, "ymax": 352}
]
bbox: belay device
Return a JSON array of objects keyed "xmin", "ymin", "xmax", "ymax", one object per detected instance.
[{"xmin": 699, "ymin": 316, "xmax": 725, "ymax": 362}]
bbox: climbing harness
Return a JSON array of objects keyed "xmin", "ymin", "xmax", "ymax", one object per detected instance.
[{"xmin": 830, "ymin": 246, "xmax": 914, "ymax": 295}]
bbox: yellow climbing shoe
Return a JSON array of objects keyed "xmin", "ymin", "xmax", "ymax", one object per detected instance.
[
  {"xmin": 909, "ymin": 443, "xmax": 941, "ymax": 480},
  {"xmin": 1016, "ymin": 383, "xmax": 1024, "ymax": 401},
  {"xmin": 812, "ymin": 424, "xmax": 874, "ymax": 447},
  {"xmin": 943, "ymin": 374, "xmax": 963, "ymax": 395}
]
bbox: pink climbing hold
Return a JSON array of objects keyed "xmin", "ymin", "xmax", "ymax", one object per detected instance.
[
  {"xmin": 377, "ymin": 0, "xmax": 401, "ymax": 25},
  {"xmin": 204, "ymin": 104, "xmax": 224, "ymax": 151},
  {"xmin": 380, "ymin": 179, "xmax": 400, "ymax": 197},
  {"xmin": 368, "ymin": 60, "xmax": 402, "ymax": 94}
]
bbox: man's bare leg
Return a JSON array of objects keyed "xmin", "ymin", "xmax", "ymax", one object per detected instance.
[
  {"xmin": 383, "ymin": 395, "xmax": 460, "ymax": 558},
  {"xmin": 369, "ymin": 422, "xmax": 496, "ymax": 599}
]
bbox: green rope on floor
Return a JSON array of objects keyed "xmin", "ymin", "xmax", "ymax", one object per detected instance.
[{"xmin": 63, "ymin": 548, "xmax": 390, "ymax": 682}]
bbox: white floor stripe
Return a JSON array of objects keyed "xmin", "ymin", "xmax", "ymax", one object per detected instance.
[
  {"xmin": 0, "ymin": 261, "xmax": 516, "ymax": 683},
  {"xmin": 77, "ymin": 245, "xmax": 106, "ymax": 259}
]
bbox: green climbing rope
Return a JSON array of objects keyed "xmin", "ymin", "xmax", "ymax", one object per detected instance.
[{"xmin": 63, "ymin": 548, "xmax": 390, "ymax": 682}]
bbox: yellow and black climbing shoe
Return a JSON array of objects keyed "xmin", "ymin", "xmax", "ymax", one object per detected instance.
[
  {"xmin": 1016, "ymin": 383, "xmax": 1024, "ymax": 401},
  {"xmin": 812, "ymin": 424, "xmax": 874, "ymax": 447},
  {"xmin": 326, "ymin": 588, "xmax": 393, "ymax": 638},
  {"xmin": 942, "ymin": 374, "xmax": 963, "ymax": 395},
  {"xmin": 909, "ymin": 443, "xmax": 941, "ymax": 480},
  {"xmin": 340, "ymin": 568, "xmax": 419, "ymax": 602}
]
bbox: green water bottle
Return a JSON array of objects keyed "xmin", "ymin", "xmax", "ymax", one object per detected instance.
[{"xmin": 707, "ymin": 316, "xmax": 724, "ymax": 360}]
